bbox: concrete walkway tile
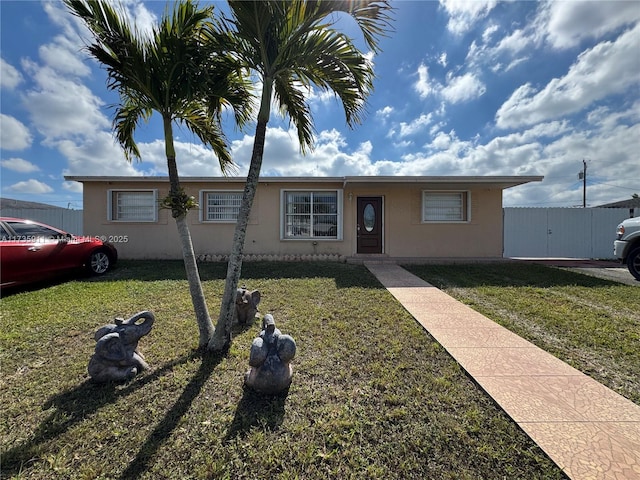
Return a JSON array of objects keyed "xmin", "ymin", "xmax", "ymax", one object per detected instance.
[
  {"xmin": 400, "ymin": 300, "xmax": 486, "ymax": 317},
  {"xmin": 537, "ymin": 376, "xmax": 640, "ymax": 422},
  {"xmin": 474, "ymin": 376, "xmax": 640, "ymax": 423},
  {"xmin": 518, "ymin": 422, "xmax": 640, "ymax": 480},
  {"xmin": 426, "ymin": 326, "xmax": 534, "ymax": 349},
  {"xmin": 446, "ymin": 346, "xmax": 583, "ymax": 377},
  {"xmin": 386, "ymin": 286, "xmax": 460, "ymax": 304},
  {"xmin": 410, "ymin": 311, "xmax": 504, "ymax": 331},
  {"xmin": 365, "ymin": 264, "xmax": 432, "ymax": 288}
]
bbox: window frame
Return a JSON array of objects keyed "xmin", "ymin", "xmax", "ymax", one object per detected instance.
[
  {"xmin": 200, "ymin": 190, "xmax": 243, "ymax": 223},
  {"xmin": 107, "ymin": 189, "xmax": 158, "ymax": 222},
  {"xmin": 421, "ymin": 190, "xmax": 471, "ymax": 223},
  {"xmin": 280, "ymin": 189, "xmax": 343, "ymax": 240}
]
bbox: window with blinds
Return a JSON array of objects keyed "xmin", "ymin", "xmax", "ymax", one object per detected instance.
[
  {"xmin": 283, "ymin": 191, "xmax": 339, "ymax": 239},
  {"xmin": 422, "ymin": 191, "xmax": 469, "ymax": 222},
  {"xmin": 203, "ymin": 191, "xmax": 242, "ymax": 222},
  {"xmin": 110, "ymin": 190, "xmax": 157, "ymax": 221}
]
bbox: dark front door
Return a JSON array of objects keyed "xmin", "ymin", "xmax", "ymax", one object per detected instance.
[{"xmin": 357, "ymin": 196, "xmax": 383, "ymax": 254}]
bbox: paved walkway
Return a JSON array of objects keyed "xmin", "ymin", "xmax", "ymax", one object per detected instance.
[{"xmin": 365, "ymin": 263, "xmax": 640, "ymax": 480}]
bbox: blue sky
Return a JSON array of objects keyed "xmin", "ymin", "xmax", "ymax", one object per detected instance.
[{"xmin": 1, "ymin": 0, "xmax": 639, "ymax": 210}]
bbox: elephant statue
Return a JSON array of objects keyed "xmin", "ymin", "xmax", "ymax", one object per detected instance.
[
  {"xmin": 88, "ymin": 311, "xmax": 155, "ymax": 383},
  {"xmin": 245, "ymin": 314, "xmax": 296, "ymax": 394},
  {"xmin": 234, "ymin": 285, "xmax": 261, "ymax": 326}
]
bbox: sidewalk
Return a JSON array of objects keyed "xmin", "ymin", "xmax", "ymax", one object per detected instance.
[{"xmin": 365, "ymin": 263, "xmax": 640, "ymax": 480}]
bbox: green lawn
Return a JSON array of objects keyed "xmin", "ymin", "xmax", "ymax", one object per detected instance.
[
  {"xmin": 404, "ymin": 262, "xmax": 640, "ymax": 405},
  {"xmin": 0, "ymin": 261, "xmax": 597, "ymax": 479}
]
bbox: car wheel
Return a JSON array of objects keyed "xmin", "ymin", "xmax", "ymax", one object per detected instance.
[
  {"xmin": 88, "ymin": 250, "xmax": 111, "ymax": 275},
  {"xmin": 626, "ymin": 247, "xmax": 640, "ymax": 281}
]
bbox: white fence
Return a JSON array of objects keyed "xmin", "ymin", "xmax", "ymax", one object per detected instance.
[
  {"xmin": 0, "ymin": 208, "xmax": 83, "ymax": 235},
  {"xmin": 503, "ymin": 208, "xmax": 633, "ymax": 259}
]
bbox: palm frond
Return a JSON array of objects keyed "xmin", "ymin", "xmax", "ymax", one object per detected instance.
[
  {"xmin": 307, "ymin": 0, "xmax": 394, "ymax": 54},
  {"xmin": 224, "ymin": 0, "xmax": 392, "ymax": 152},
  {"xmin": 273, "ymin": 78, "xmax": 314, "ymax": 153},
  {"xmin": 112, "ymin": 97, "xmax": 150, "ymax": 161},
  {"xmin": 177, "ymin": 105, "xmax": 237, "ymax": 175}
]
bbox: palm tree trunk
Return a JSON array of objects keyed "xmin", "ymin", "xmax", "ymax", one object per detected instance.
[
  {"xmin": 164, "ymin": 117, "xmax": 214, "ymax": 349},
  {"xmin": 209, "ymin": 79, "xmax": 272, "ymax": 352}
]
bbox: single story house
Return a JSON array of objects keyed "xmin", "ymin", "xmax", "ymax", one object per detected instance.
[{"xmin": 65, "ymin": 175, "xmax": 543, "ymax": 261}]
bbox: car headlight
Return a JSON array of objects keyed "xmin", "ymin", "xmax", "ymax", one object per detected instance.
[{"xmin": 616, "ymin": 223, "xmax": 625, "ymax": 239}]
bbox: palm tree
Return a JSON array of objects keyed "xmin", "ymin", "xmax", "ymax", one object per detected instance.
[
  {"xmin": 65, "ymin": 0, "xmax": 252, "ymax": 349},
  {"xmin": 208, "ymin": 0, "xmax": 393, "ymax": 351}
]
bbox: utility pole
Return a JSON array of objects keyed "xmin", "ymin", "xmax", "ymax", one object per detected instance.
[{"xmin": 578, "ymin": 159, "xmax": 587, "ymax": 208}]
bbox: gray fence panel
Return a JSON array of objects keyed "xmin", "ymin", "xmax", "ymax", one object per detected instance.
[
  {"xmin": 503, "ymin": 207, "xmax": 632, "ymax": 259},
  {"xmin": 547, "ymin": 209, "xmax": 591, "ymax": 258},
  {"xmin": 503, "ymin": 208, "xmax": 548, "ymax": 257},
  {"xmin": 0, "ymin": 208, "xmax": 83, "ymax": 235}
]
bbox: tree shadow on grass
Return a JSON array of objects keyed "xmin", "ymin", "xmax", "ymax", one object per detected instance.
[
  {"xmin": 92, "ymin": 260, "xmax": 384, "ymax": 289},
  {"xmin": 119, "ymin": 350, "xmax": 224, "ymax": 480},
  {"xmin": 223, "ymin": 384, "xmax": 288, "ymax": 443},
  {"xmin": 0, "ymin": 351, "xmax": 204, "ymax": 478}
]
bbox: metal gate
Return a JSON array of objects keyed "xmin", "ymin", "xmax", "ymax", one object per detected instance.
[{"xmin": 503, "ymin": 208, "xmax": 632, "ymax": 259}]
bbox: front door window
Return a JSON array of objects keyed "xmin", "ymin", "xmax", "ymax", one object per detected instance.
[{"xmin": 363, "ymin": 203, "xmax": 375, "ymax": 232}]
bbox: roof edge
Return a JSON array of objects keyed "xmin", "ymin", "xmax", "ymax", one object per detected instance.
[{"xmin": 65, "ymin": 175, "xmax": 544, "ymax": 187}]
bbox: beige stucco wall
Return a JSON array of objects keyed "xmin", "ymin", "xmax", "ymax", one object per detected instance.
[{"xmin": 80, "ymin": 179, "xmax": 505, "ymax": 260}]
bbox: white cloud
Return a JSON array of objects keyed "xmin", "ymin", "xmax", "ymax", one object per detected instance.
[
  {"xmin": 494, "ymin": 28, "xmax": 534, "ymax": 55},
  {"xmin": 135, "ymin": 138, "xmax": 235, "ymax": 177},
  {"xmin": 0, "ymin": 58, "xmax": 22, "ymax": 89},
  {"xmin": 466, "ymin": 1, "xmax": 640, "ymax": 78},
  {"xmin": 544, "ymin": 1, "xmax": 640, "ymax": 49},
  {"xmin": 441, "ymin": 72, "xmax": 486, "ymax": 104},
  {"xmin": 430, "ymin": 131, "xmax": 454, "ymax": 150},
  {"xmin": 414, "ymin": 63, "xmax": 435, "ymax": 99},
  {"xmin": 398, "ymin": 114, "xmax": 433, "ymax": 138},
  {"xmin": 57, "ymin": 0, "xmax": 157, "ymax": 44},
  {"xmin": 439, "ymin": 0, "xmax": 499, "ymax": 35},
  {"xmin": 482, "ymin": 24, "xmax": 499, "ymax": 43},
  {"xmin": 39, "ymin": 35, "xmax": 92, "ymax": 77},
  {"xmin": 0, "ymin": 114, "xmax": 32, "ymax": 150},
  {"xmin": 437, "ymin": 52, "xmax": 447, "ymax": 67},
  {"xmin": 413, "ymin": 64, "xmax": 486, "ymax": 103},
  {"xmin": 376, "ymin": 106, "xmax": 394, "ymax": 120},
  {"xmin": 1, "ymin": 158, "xmax": 40, "ymax": 173},
  {"xmin": 496, "ymin": 24, "xmax": 640, "ymax": 129},
  {"xmin": 58, "ymin": 132, "xmax": 139, "ymax": 177},
  {"xmin": 227, "ymin": 127, "xmax": 380, "ymax": 178},
  {"xmin": 62, "ymin": 180, "xmax": 83, "ymax": 193},
  {"xmin": 7, "ymin": 179, "xmax": 54, "ymax": 194},
  {"xmin": 414, "ymin": 64, "xmax": 485, "ymax": 105},
  {"xmin": 21, "ymin": 61, "xmax": 110, "ymax": 142}
]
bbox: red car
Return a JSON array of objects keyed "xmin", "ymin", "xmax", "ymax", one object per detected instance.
[{"xmin": 0, "ymin": 217, "xmax": 117, "ymax": 288}]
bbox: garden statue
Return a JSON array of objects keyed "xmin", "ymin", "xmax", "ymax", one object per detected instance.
[
  {"xmin": 235, "ymin": 285, "xmax": 261, "ymax": 326},
  {"xmin": 245, "ymin": 314, "xmax": 296, "ymax": 394},
  {"xmin": 88, "ymin": 311, "xmax": 155, "ymax": 383}
]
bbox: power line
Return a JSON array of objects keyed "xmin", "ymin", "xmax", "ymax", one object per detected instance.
[{"xmin": 586, "ymin": 180, "xmax": 638, "ymax": 191}]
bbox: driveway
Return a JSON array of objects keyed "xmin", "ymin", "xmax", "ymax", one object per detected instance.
[{"xmin": 525, "ymin": 259, "xmax": 638, "ymax": 286}]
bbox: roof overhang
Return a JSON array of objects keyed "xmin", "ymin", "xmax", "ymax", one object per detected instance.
[
  {"xmin": 65, "ymin": 175, "xmax": 544, "ymax": 190},
  {"xmin": 341, "ymin": 176, "xmax": 543, "ymax": 189}
]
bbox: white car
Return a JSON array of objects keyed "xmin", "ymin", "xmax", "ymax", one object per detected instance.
[{"xmin": 614, "ymin": 217, "xmax": 640, "ymax": 281}]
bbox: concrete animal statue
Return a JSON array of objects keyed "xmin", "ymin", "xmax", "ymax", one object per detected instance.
[
  {"xmin": 88, "ymin": 311, "xmax": 155, "ymax": 383},
  {"xmin": 245, "ymin": 314, "xmax": 296, "ymax": 394},
  {"xmin": 234, "ymin": 285, "xmax": 261, "ymax": 325}
]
